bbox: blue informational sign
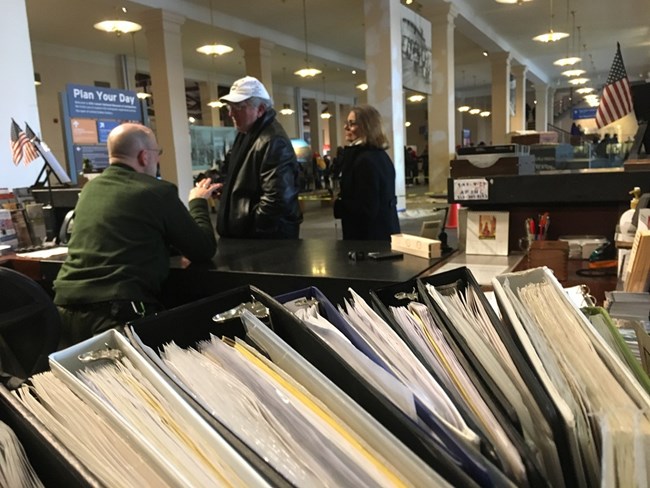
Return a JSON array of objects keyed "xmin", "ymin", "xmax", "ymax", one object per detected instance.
[
  {"xmin": 66, "ymin": 83, "xmax": 142, "ymax": 120},
  {"xmin": 97, "ymin": 119, "xmax": 121, "ymax": 143},
  {"xmin": 572, "ymin": 107, "xmax": 597, "ymax": 120},
  {"xmin": 73, "ymin": 144, "xmax": 110, "ymax": 171}
]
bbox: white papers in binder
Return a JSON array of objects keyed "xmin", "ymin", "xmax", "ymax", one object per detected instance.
[
  {"xmin": 338, "ymin": 288, "xmax": 479, "ymax": 447},
  {"xmin": 47, "ymin": 330, "xmax": 270, "ymax": 488},
  {"xmin": 293, "ymin": 304, "xmax": 418, "ymax": 419}
]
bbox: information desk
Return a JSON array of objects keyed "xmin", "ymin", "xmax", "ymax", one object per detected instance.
[
  {"xmin": 8, "ymin": 239, "xmax": 448, "ymax": 307},
  {"xmin": 163, "ymin": 238, "xmax": 446, "ymax": 306},
  {"xmin": 4, "ymin": 239, "xmax": 616, "ymax": 306},
  {"xmin": 448, "ymin": 169, "xmax": 650, "ymax": 251}
]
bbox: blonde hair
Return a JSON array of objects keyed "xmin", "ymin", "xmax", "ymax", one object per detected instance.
[{"xmin": 350, "ymin": 104, "xmax": 389, "ymax": 149}]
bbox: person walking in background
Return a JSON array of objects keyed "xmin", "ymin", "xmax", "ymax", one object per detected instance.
[
  {"xmin": 333, "ymin": 105, "xmax": 400, "ymax": 241},
  {"xmin": 53, "ymin": 123, "xmax": 218, "ymax": 348},
  {"xmin": 216, "ymin": 76, "xmax": 302, "ymax": 239}
]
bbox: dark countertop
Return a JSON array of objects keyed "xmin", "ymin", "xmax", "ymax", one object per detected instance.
[{"xmin": 165, "ymin": 238, "xmax": 446, "ymax": 306}]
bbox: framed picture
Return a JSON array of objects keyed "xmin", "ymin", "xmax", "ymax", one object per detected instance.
[{"xmin": 466, "ymin": 211, "xmax": 509, "ymax": 256}]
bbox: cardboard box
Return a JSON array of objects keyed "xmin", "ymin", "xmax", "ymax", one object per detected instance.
[
  {"xmin": 528, "ymin": 240, "xmax": 569, "ymax": 281},
  {"xmin": 391, "ymin": 233, "xmax": 441, "ymax": 259},
  {"xmin": 510, "ymin": 132, "xmax": 558, "ymax": 145}
]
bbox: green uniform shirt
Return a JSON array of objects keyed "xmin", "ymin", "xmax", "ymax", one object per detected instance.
[{"xmin": 54, "ymin": 164, "xmax": 216, "ymax": 305}]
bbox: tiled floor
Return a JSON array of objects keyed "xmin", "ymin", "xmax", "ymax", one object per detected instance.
[
  {"xmin": 210, "ymin": 184, "xmax": 455, "ymax": 241},
  {"xmin": 298, "ymin": 185, "xmax": 451, "ymax": 240}
]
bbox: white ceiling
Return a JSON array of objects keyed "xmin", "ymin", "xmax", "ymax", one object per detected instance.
[{"xmin": 25, "ymin": 0, "xmax": 650, "ymax": 99}]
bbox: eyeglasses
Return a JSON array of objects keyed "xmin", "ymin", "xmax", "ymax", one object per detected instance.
[
  {"xmin": 344, "ymin": 120, "xmax": 358, "ymax": 127},
  {"xmin": 228, "ymin": 102, "xmax": 252, "ymax": 112}
]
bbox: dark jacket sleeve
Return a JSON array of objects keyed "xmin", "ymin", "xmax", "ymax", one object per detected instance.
[
  {"xmin": 164, "ymin": 192, "xmax": 217, "ymax": 262},
  {"xmin": 253, "ymin": 135, "xmax": 300, "ymax": 234}
]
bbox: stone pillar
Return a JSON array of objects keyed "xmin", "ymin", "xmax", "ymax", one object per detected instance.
[
  {"xmin": 548, "ymin": 87, "xmax": 556, "ymax": 127},
  {"xmin": 329, "ymin": 102, "xmax": 341, "ymax": 154},
  {"xmin": 239, "ymin": 38, "xmax": 275, "ymax": 102},
  {"xmin": 198, "ymin": 80, "xmax": 222, "ymax": 127},
  {"xmin": 490, "ymin": 51, "xmax": 511, "ymax": 144},
  {"xmin": 140, "ymin": 9, "xmax": 192, "ymax": 201},
  {"xmin": 534, "ymin": 83, "xmax": 549, "ymax": 131},
  {"xmin": 363, "ymin": 0, "xmax": 405, "ymax": 210},
  {"xmin": 511, "ymin": 65, "xmax": 527, "ymax": 132},
  {"xmin": 428, "ymin": 4, "xmax": 457, "ymax": 194},
  {"xmin": 306, "ymin": 98, "xmax": 320, "ymax": 156},
  {"xmin": 1, "ymin": 0, "xmax": 42, "ymax": 188}
]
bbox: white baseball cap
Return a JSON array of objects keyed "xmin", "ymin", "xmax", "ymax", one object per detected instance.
[{"xmin": 220, "ymin": 76, "xmax": 271, "ymax": 103}]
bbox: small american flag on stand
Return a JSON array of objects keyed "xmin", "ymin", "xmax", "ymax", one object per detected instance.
[
  {"xmin": 22, "ymin": 122, "xmax": 41, "ymax": 164},
  {"xmin": 10, "ymin": 119, "xmax": 27, "ymax": 165},
  {"xmin": 9, "ymin": 119, "xmax": 38, "ymax": 166},
  {"xmin": 596, "ymin": 43, "xmax": 635, "ymax": 128}
]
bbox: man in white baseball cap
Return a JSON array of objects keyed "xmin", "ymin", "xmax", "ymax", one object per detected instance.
[{"xmin": 216, "ymin": 76, "xmax": 302, "ymax": 238}]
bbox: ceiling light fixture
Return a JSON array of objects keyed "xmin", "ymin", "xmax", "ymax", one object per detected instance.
[
  {"xmin": 279, "ymin": 103, "xmax": 295, "ymax": 115},
  {"xmin": 320, "ymin": 75, "xmax": 331, "ymax": 119},
  {"xmin": 356, "ymin": 83, "xmax": 368, "ymax": 91},
  {"xmin": 480, "ymin": 110, "xmax": 491, "ymax": 117},
  {"xmin": 533, "ymin": 0, "xmax": 568, "ymax": 42},
  {"xmin": 495, "ymin": 0, "xmax": 532, "ymax": 4},
  {"xmin": 568, "ymin": 77, "xmax": 589, "ymax": 85},
  {"xmin": 482, "ymin": 51, "xmax": 489, "ymax": 57},
  {"xmin": 457, "ymin": 105, "xmax": 470, "ymax": 112},
  {"xmin": 207, "ymin": 100, "xmax": 225, "ymax": 108},
  {"xmin": 562, "ymin": 68, "xmax": 586, "ymax": 77},
  {"xmin": 130, "ymin": 32, "xmax": 152, "ymax": 100},
  {"xmin": 405, "ymin": 121, "xmax": 411, "ymax": 127},
  {"xmin": 469, "ymin": 108, "xmax": 481, "ymax": 115},
  {"xmin": 197, "ymin": 0, "xmax": 233, "ymax": 57},
  {"xmin": 407, "ymin": 94, "xmax": 425, "ymax": 102},
  {"xmin": 196, "ymin": 44, "xmax": 233, "ymax": 56},
  {"xmin": 295, "ymin": 0, "xmax": 322, "ymax": 78},
  {"xmin": 554, "ymin": 9, "xmax": 581, "ymax": 66},
  {"xmin": 93, "ymin": 20, "xmax": 141, "ymax": 36},
  {"xmin": 575, "ymin": 87, "xmax": 594, "ymax": 94}
]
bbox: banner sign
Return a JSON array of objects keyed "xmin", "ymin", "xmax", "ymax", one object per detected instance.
[
  {"xmin": 66, "ymin": 83, "xmax": 141, "ymax": 120},
  {"xmin": 572, "ymin": 107, "xmax": 597, "ymax": 120}
]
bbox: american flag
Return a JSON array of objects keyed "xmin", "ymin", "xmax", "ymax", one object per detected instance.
[
  {"xmin": 596, "ymin": 43, "xmax": 635, "ymax": 128},
  {"xmin": 10, "ymin": 119, "xmax": 28, "ymax": 166},
  {"xmin": 22, "ymin": 122, "xmax": 40, "ymax": 164}
]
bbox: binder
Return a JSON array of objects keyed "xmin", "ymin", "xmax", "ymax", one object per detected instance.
[
  {"xmin": 275, "ymin": 286, "xmax": 501, "ymax": 487},
  {"xmin": 49, "ymin": 330, "xmax": 272, "ymax": 487},
  {"xmin": 370, "ymin": 272, "xmax": 552, "ymax": 487},
  {"xmin": 0, "ymin": 384, "xmax": 100, "ymax": 487},
  {"xmin": 126, "ymin": 285, "xmax": 449, "ymax": 488}
]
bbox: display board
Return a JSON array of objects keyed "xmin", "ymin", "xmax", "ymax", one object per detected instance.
[{"xmin": 61, "ymin": 83, "xmax": 144, "ymax": 183}]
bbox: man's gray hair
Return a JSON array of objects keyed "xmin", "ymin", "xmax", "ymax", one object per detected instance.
[{"xmin": 247, "ymin": 96, "xmax": 272, "ymax": 110}]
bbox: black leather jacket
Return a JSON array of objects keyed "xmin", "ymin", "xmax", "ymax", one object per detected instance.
[{"xmin": 217, "ymin": 108, "xmax": 302, "ymax": 238}]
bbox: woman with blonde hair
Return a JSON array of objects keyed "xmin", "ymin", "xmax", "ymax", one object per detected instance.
[{"xmin": 333, "ymin": 104, "xmax": 400, "ymax": 240}]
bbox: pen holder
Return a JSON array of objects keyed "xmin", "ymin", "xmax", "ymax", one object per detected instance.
[{"xmin": 528, "ymin": 240, "xmax": 569, "ymax": 281}]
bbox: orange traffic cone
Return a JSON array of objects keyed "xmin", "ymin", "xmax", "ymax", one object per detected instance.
[{"xmin": 446, "ymin": 203, "xmax": 460, "ymax": 229}]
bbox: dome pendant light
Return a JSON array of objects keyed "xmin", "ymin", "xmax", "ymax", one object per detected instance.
[{"xmin": 295, "ymin": 0, "xmax": 321, "ymax": 78}]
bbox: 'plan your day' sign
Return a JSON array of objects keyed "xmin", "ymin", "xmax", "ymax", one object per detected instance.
[{"xmin": 66, "ymin": 83, "xmax": 142, "ymax": 120}]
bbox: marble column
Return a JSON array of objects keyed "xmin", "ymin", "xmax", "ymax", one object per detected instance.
[
  {"xmin": 199, "ymin": 80, "xmax": 222, "ymax": 127},
  {"xmin": 428, "ymin": 4, "xmax": 457, "ymax": 194},
  {"xmin": 511, "ymin": 65, "xmax": 527, "ymax": 132},
  {"xmin": 363, "ymin": 0, "xmax": 406, "ymax": 210},
  {"xmin": 239, "ymin": 38, "xmax": 275, "ymax": 103},
  {"xmin": 1, "ymin": 0, "xmax": 42, "ymax": 188},
  {"xmin": 534, "ymin": 83, "xmax": 549, "ymax": 131},
  {"xmin": 140, "ymin": 9, "xmax": 193, "ymax": 202},
  {"xmin": 490, "ymin": 51, "xmax": 511, "ymax": 144}
]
